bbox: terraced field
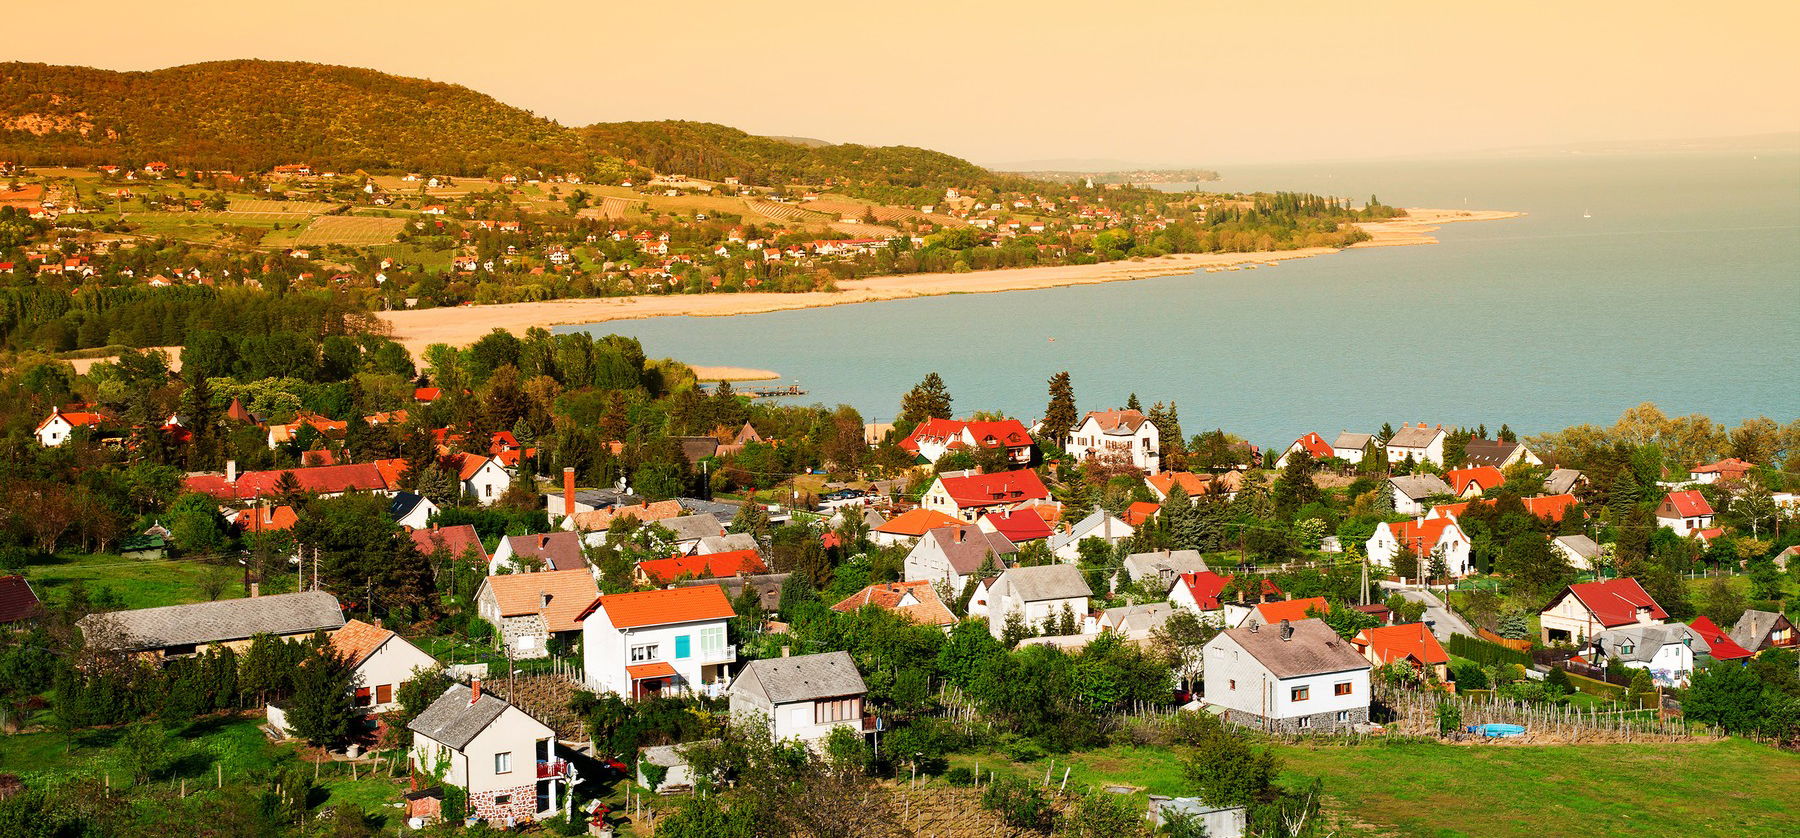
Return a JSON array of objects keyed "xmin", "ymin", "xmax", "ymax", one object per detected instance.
[
  {"xmin": 227, "ymin": 198, "xmax": 344, "ymax": 214},
  {"xmin": 286, "ymin": 215, "xmax": 407, "ymax": 245}
]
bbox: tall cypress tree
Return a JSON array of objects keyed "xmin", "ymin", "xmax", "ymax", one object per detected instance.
[{"xmin": 1042, "ymin": 371, "xmax": 1077, "ymax": 447}]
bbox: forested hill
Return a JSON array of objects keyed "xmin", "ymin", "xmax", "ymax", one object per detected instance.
[{"xmin": 0, "ymin": 60, "xmax": 1041, "ymax": 201}]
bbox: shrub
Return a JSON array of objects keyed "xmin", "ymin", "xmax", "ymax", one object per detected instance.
[
  {"xmin": 979, "ymin": 776, "xmax": 1054, "ymax": 832},
  {"xmin": 944, "ymin": 766, "xmax": 974, "ymax": 787}
]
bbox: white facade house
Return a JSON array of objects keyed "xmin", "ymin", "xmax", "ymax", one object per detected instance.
[
  {"xmin": 329, "ymin": 619, "xmax": 439, "ymax": 713},
  {"xmin": 1067, "ymin": 409, "xmax": 1160, "ymax": 473},
  {"xmin": 986, "ymin": 564, "xmax": 1092, "ymax": 640},
  {"xmin": 1384, "ymin": 423, "xmax": 1448, "ymax": 467},
  {"xmin": 388, "ymin": 491, "xmax": 439, "ymax": 531},
  {"xmin": 1654, "ymin": 490, "xmax": 1715, "ymax": 537},
  {"xmin": 1583, "ymin": 624, "xmax": 1704, "ymax": 687},
  {"xmin": 1203, "ymin": 618, "xmax": 1371, "ymax": 733},
  {"xmin": 1046, "ymin": 507, "xmax": 1134, "ymax": 563},
  {"xmin": 729, "ymin": 651, "xmax": 869, "ymax": 743},
  {"xmin": 1365, "ymin": 518, "xmax": 1472, "ymax": 579},
  {"xmin": 902, "ymin": 524, "xmax": 1016, "ymax": 592},
  {"xmin": 35, "ymin": 407, "xmax": 103, "ymax": 447},
  {"xmin": 455, "ymin": 454, "xmax": 513, "ymax": 506},
  {"xmin": 578, "ymin": 586, "xmax": 737, "ymax": 700},
  {"xmin": 1539, "ymin": 578, "xmax": 1667, "ymax": 645},
  {"xmin": 408, "ymin": 682, "xmax": 573, "ymax": 823},
  {"xmin": 1388, "ymin": 474, "xmax": 1453, "ymax": 516},
  {"xmin": 1330, "ymin": 432, "xmax": 1376, "ymax": 465},
  {"xmin": 1551, "ymin": 535, "xmax": 1602, "ymax": 571}
]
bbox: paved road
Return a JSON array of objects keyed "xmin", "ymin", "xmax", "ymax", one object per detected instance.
[{"xmin": 1377, "ymin": 582, "xmax": 1474, "ymax": 642}]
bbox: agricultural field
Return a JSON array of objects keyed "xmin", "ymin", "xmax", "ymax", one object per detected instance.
[
  {"xmin": 18, "ymin": 551, "xmax": 275, "ymax": 612},
  {"xmin": 120, "ymin": 211, "xmax": 303, "ymax": 244},
  {"xmin": 948, "ymin": 739, "xmax": 1800, "ymax": 838},
  {"xmin": 225, "ymin": 197, "xmax": 343, "ymax": 214},
  {"xmin": 747, "ymin": 200, "xmax": 829, "ymax": 223},
  {"xmin": 280, "ymin": 215, "xmax": 407, "ymax": 246}
]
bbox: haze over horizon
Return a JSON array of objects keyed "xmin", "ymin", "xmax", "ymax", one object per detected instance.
[{"xmin": 10, "ymin": 1, "xmax": 1798, "ymax": 168}]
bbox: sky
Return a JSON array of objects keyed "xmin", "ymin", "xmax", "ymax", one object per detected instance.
[{"xmin": 10, "ymin": 1, "xmax": 1798, "ymax": 167}]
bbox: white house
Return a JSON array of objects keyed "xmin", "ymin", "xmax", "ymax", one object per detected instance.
[
  {"xmin": 1365, "ymin": 517, "xmax": 1472, "ymax": 579},
  {"xmin": 1066, "ymin": 409, "xmax": 1160, "ymax": 473},
  {"xmin": 1384, "ymin": 423, "xmax": 1448, "ymax": 467},
  {"xmin": 1273, "ymin": 432, "xmax": 1335, "ymax": 470},
  {"xmin": 1203, "ymin": 618, "xmax": 1370, "ymax": 733},
  {"xmin": 1330, "ymin": 432, "xmax": 1376, "ymax": 465},
  {"xmin": 1551, "ymin": 534, "xmax": 1601, "ymax": 571},
  {"xmin": 902, "ymin": 524, "xmax": 1016, "ymax": 592},
  {"xmin": 1654, "ymin": 490, "xmax": 1715, "ymax": 537},
  {"xmin": 1388, "ymin": 474, "xmax": 1453, "ymax": 516},
  {"xmin": 919, "ymin": 469, "xmax": 1051, "ymax": 522},
  {"xmin": 329, "ymin": 619, "xmax": 439, "ymax": 713},
  {"xmin": 729, "ymin": 651, "xmax": 869, "ymax": 743},
  {"xmin": 578, "ymin": 586, "xmax": 737, "ymax": 699},
  {"xmin": 35, "ymin": 407, "xmax": 105, "ymax": 447},
  {"xmin": 1582, "ymin": 623, "xmax": 1705, "ymax": 687},
  {"xmin": 1046, "ymin": 507, "xmax": 1134, "ymax": 562},
  {"xmin": 1115, "ymin": 549, "xmax": 1209, "ymax": 593},
  {"xmin": 1461, "ymin": 438, "xmax": 1542, "ymax": 469},
  {"xmin": 986, "ymin": 564, "xmax": 1092, "ymax": 640},
  {"xmin": 388, "ymin": 491, "xmax": 439, "ymax": 531},
  {"xmin": 451, "ymin": 453, "xmax": 512, "ymax": 506},
  {"xmin": 408, "ymin": 681, "xmax": 573, "ymax": 823},
  {"xmin": 1539, "ymin": 578, "xmax": 1667, "ymax": 645}
]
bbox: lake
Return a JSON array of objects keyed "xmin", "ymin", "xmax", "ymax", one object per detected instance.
[{"xmin": 566, "ymin": 151, "xmax": 1800, "ymax": 448}]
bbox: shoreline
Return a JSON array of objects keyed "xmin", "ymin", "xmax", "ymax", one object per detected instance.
[{"xmin": 376, "ymin": 208, "xmax": 1521, "ymax": 356}]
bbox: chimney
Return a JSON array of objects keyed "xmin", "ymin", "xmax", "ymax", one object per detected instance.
[
  {"xmin": 1280, "ymin": 619, "xmax": 1293, "ymax": 641},
  {"xmin": 781, "ymin": 645, "xmax": 791, "ymax": 658},
  {"xmin": 226, "ymin": 459, "xmax": 238, "ymax": 483},
  {"xmin": 1637, "ymin": 605, "xmax": 1652, "ymax": 624},
  {"xmin": 373, "ymin": 617, "xmax": 383, "ymax": 629},
  {"xmin": 563, "ymin": 467, "xmax": 576, "ymax": 519},
  {"xmin": 469, "ymin": 679, "xmax": 481, "ymax": 704},
  {"xmin": 250, "ymin": 582, "xmax": 260, "ymax": 598}
]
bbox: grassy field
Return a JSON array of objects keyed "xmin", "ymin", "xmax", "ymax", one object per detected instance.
[
  {"xmin": 18, "ymin": 551, "xmax": 301, "ymax": 611},
  {"xmin": 948, "ymin": 738, "xmax": 1800, "ymax": 838},
  {"xmin": 226, "ymin": 198, "xmax": 342, "ymax": 214},
  {"xmin": 282, "ymin": 215, "xmax": 406, "ymax": 246}
]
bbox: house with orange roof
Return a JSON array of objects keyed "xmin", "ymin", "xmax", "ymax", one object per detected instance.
[
  {"xmin": 409, "ymin": 524, "xmax": 488, "ymax": 563},
  {"xmin": 329, "ymin": 618, "xmax": 438, "ymax": 712},
  {"xmin": 1121, "ymin": 501, "xmax": 1161, "ymax": 528},
  {"xmin": 1443, "ymin": 466, "xmax": 1505, "ymax": 498},
  {"xmin": 475, "ymin": 568, "xmax": 599, "ymax": 659},
  {"xmin": 1366, "ymin": 517, "xmax": 1471, "ymax": 580},
  {"xmin": 266, "ymin": 413, "xmax": 348, "ymax": 448},
  {"xmin": 577, "ymin": 586, "xmax": 738, "ymax": 699},
  {"xmin": 1067, "ymin": 409, "xmax": 1160, "ymax": 473},
  {"xmin": 1169, "ymin": 571, "xmax": 1283, "ymax": 624},
  {"xmin": 1351, "ymin": 623, "xmax": 1448, "ymax": 680},
  {"xmin": 898, "ymin": 418, "xmax": 1035, "ymax": 467},
  {"xmin": 1688, "ymin": 457, "xmax": 1754, "ymax": 485},
  {"xmin": 447, "ymin": 452, "xmax": 512, "ymax": 506},
  {"xmin": 1255, "ymin": 597, "xmax": 1330, "ymax": 626},
  {"xmin": 635, "ymin": 549, "xmax": 768, "ymax": 586},
  {"xmin": 831, "ymin": 580, "xmax": 956, "ymax": 631},
  {"xmin": 1655, "ymin": 490, "xmax": 1714, "ymax": 537},
  {"xmin": 1145, "ymin": 471, "xmax": 1213, "ymax": 502},
  {"xmin": 230, "ymin": 505, "xmax": 299, "ymax": 534},
  {"xmin": 871, "ymin": 507, "xmax": 963, "ymax": 547},
  {"xmin": 1274, "ymin": 432, "xmax": 1335, "ymax": 469},
  {"xmin": 35, "ymin": 406, "xmax": 108, "ymax": 447}
]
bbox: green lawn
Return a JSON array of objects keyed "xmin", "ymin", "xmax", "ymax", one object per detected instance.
[
  {"xmin": 948, "ymin": 738, "xmax": 1800, "ymax": 838},
  {"xmin": 21, "ymin": 552, "xmax": 279, "ymax": 611}
]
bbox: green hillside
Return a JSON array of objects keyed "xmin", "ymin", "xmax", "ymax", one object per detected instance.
[{"xmin": 0, "ymin": 60, "xmax": 1041, "ymax": 202}]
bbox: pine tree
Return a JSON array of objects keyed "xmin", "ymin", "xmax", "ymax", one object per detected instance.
[
  {"xmin": 1126, "ymin": 393, "xmax": 1141, "ymax": 412},
  {"xmin": 897, "ymin": 372, "xmax": 953, "ymax": 431},
  {"xmin": 1497, "ymin": 424, "xmax": 1517, "ymax": 443},
  {"xmin": 1378, "ymin": 423, "xmax": 1395, "ymax": 444},
  {"xmin": 286, "ymin": 639, "xmax": 357, "ymax": 748},
  {"xmin": 1042, "ymin": 372, "xmax": 1078, "ymax": 447}
]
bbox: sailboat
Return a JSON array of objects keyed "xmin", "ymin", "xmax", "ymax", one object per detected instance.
[{"xmin": 1582, "ymin": 209, "xmax": 1592, "ymax": 219}]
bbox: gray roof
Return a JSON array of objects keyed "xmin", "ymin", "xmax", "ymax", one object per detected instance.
[
  {"xmin": 1220, "ymin": 617, "xmax": 1370, "ymax": 679},
  {"xmin": 1730, "ymin": 609, "xmax": 1789, "ymax": 653},
  {"xmin": 1386, "ymin": 424, "xmax": 1446, "ymax": 449},
  {"xmin": 1122, "ymin": 550, "xmax": 1209, "ymax": 583},
  {"xmin": 1544, "ymin": 469, "xmax": 1586, "ymax": 495},
  {"xmin": 677, "ymin": 497, "xmax": 740, "ymax": 519},
  {"xmin": 407, "ymin": 683, "xmax": 522, "ymax": 750},
  {"xmin": 1589, "ymin": 624, "xmax": 1701, "ymax": 664},
  {"xmin": 1389, "ymin": 474, "xmax": 1452, "ymax": 500},
  {"xmin": 1460, "ymin": 439, "xmax": 1520, "ymax": 467},
  {"xmin": 1331, "ymin": 432, "xmax": 1373, "ymax": 451},
  {"xmin": 1554, "ymin": 534, "xmax": 1600, "ymax": 560},
  {"xmin": 1101, "ymin": 602, "xmax": 1173, "ymax": 635},
  {"xmin": 1048, "ymin": 507, "xmax": 1132, "ymax": 552},
  {"xmin": 918, "ymin": 525, "xmax": 1017, "ymax": 575},
  {"xmin": 656, "ymin": 513, "xmax": 725, "ymax": 543},
  {"xmin": 694, "ymin": 533, "xmax": 760, "ymax": 555},
  {"xmin": 551, "ymin": 488, "xmax": 640, "ymax": 508},
  {"xmin": 387, "ymin": 491, "xmax": 429, "ymax": 521},
  {"xmin": 994, "ymin": 564, "xmax": 1092, "ymax": 602},
  {"xmin": 80, "ymin": 590, "xmax": 344, "ymax": 650},
  {"xmin": 731, "ymin": 650, "xmax": 867, "ymax": 705}
]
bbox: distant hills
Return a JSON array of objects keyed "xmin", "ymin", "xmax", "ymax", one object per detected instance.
[{"xmin": 0, "ymin": 60, "xmax": 1040, "ymax": 202}]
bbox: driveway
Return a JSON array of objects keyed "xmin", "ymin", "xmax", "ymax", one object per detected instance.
[{"xmin": 1377, "ymin": 582, "xmax": 1474, "ymax": 642}]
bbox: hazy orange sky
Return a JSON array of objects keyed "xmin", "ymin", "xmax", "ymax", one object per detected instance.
[{"xmin": 12, "ymin": 1, "xmax": 1798, "ymax": 166}]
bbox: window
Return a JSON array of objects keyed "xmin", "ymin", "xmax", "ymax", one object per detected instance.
[
  {"xmin": 1334, "ymin": 682, "xmax": 1353, "ymax": 697},
  {"xmin": 815, "ymin": 697, "xmax": 861, "ymax": 724},
  {"xmin": 376, "ymin": 684, "xmax": 393, "ymax": 705},
  {"xmin": 494, "ymin": 794, "xmax": 511, "ymax": 805},
  {"xmin": 1291, "ymin": 686, "xmax": 1310, "ymax": 702},
  {"xmin": 353, "ymin": 687, "xmax": 372, "ymax": 707},
  {"xmin": 1336, "ymin": 710, "xmax": 1350, "ymax": 723},
  {"xmin": 1619, "ymin": 643, "xmax": 1634, "ymax": 655},
  {"xmin": 675, "ymin": 634, "xmax": 691, "ymax": 660},
  {"xmin": 630, "ymin": 644, "xmax": 658, "ymax": 662},
  {"xmin": 494, "ymin": 752, "xmax": 512, "ymax": 774},
  {"xmin": 1297, "ymin": 716, "xmax": 1311, "ymax": 729},
  {"xmin": 484, "ymin": 483, "xmax": 494, "ymax": 498},
  {"xmin": 1228, "ymin": 679, "xmax": 1237, "ymax": 691}
]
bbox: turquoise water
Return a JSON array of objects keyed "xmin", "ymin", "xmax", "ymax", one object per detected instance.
[{"xmin": 567, "ymin": 152, "xmax": 1800, "ymax": 448}]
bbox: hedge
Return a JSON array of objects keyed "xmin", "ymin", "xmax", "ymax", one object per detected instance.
[{"xmin": 1446, "ymin": 633, "xmax": 1532, "ymax": 668}]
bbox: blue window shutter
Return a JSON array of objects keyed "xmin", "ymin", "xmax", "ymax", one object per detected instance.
[{"xmin": 675, "ymin": 635, "xmax": 691, "ymax": 659}]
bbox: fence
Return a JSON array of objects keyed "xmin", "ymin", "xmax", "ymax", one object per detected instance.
[
  {"xmin": 1446, "ymin": 633, "xmax": 1532, "ymax": 668},
  {"xmin": 1375, "ymin": 684, "xmax": 1713, "ymax": 743},
  {"xmin": 1476, "ymin": 628, "xmax": 1532, "ymax": 652}
]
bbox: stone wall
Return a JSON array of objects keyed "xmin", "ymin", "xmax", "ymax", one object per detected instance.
[
  {"xmin": 470, "ymin": 781, "xmax": 539, "ymax": 823},
  {"xmin": 1223, "ymin": 706, "xmax": 1367, "ymax": 734},
  {"xmin": 498, "ymin": 615, "xmax": 549, "ymax": 659}
]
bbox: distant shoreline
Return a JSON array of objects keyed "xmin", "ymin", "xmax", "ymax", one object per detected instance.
[{"xmin": 376, "ymin": 208, "xmax": 1522, "ymax": 356}]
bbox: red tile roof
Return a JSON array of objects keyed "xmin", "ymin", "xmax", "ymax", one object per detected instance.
[
  {"xmin": 980, "ymin": 506, "xmax": 1055, "ymax": 541},
  {"xmin": 236, "ymin": 505, "xmax": 298, "ymax": 533},
  {"xmin": 1353, "ymin": 623, "xmax": 1448, "ymax": 666},
  {"xmin": 1524, "ymin": 493, "xmax": 1579, "ymax": 523},
  {"xmin": 899, "ymin": 418, "xmax": 1032, "ymax": 453},
  {"xmin": 184, "ymin": 462, "xmax": 396, "ymax": 501},
  {"xmin": 483, "ymin": 568, "xmax": 599, "ymax": 632},
  {"xmin": 1659, "ymin": 490, "xmax": 1714, "ymax": 519},
  {"xmin": 1288, "ymin": 432, "xmax": 1334, "ymax": 460},
  {"xmin": 1122, "ymin": 501, "xmax": 1161, "ymax": 528},
  {"xmin": 1690, "ymin": 458, "xmax": 1754, "ymax": 477},
  {"xmin": 1146, "ymin": 471, "xmax": 1212, "ymax": 498},
  {"xmin": 413, "ymin": 387, "xmax": 441, "ymax": 402},
  {"xmin": 637, "ymin": 549, "xmax": 768, "ymax": 585},
  {"xmin": 1562, "ymin": 578, "xmax": 1668, "ymax": 628},
  {"xmin": 1688, "ymin": 616, "xmax": 1754, "ymax": 660},
  {"xmin": 1256, "ymin": 597, "xmax": 1330, "ymax": 624},
  {"xmin": 0, "ymin": 575, "xmax": 44, "ymax": 623},
  {"xmin": 1385, "ymin": 517, "xmax": 1462, "ymax": 555},
  {"xmin": 328, "ymin": 619, "xmax": 395, "ymax": 666},
  {"xmin": 626, "ymin": 661, "xmax": 678, "ymax": 680},
  {"xmin": 936, "ymin": 469, "xmax": 1050, "ymax": 508},
  {"xmin": 1444, "ymin": 466, "xmax": 1505, "ymax": 495},
  {"xmin": 409, "ymin": 524, "xmax": 488, "ymax": 562},
  {"xmin": 831, "ymin": 580, "xmax": 956, "ymax": 628},
  {"xmin": 578, "ymin": 585, "xmax": 735, "ymax": 628},
  {"xmin": 1175, "ymin": 571, "xmax": 1282, "ymax": 611},
  {"xmin": 1082, "ymin": 409, "xmax": 1146, "ymax": 433},
  {"xmin": 875, "ymin": 507, "xmax": 963, "ymax": 537}
]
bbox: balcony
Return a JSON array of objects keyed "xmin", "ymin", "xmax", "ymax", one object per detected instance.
[
  {"xmin": 536, "ymin": 760, "xmax": 570, "ymax": 779},
  {"xmin": 699, "ymin": 643, "xmax": 737, "ymax": 664}
]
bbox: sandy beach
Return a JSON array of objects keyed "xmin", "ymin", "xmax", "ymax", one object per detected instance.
[{"xmin": 376, "ymin": 208, "xmax": 1520, "ymax": 356}]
